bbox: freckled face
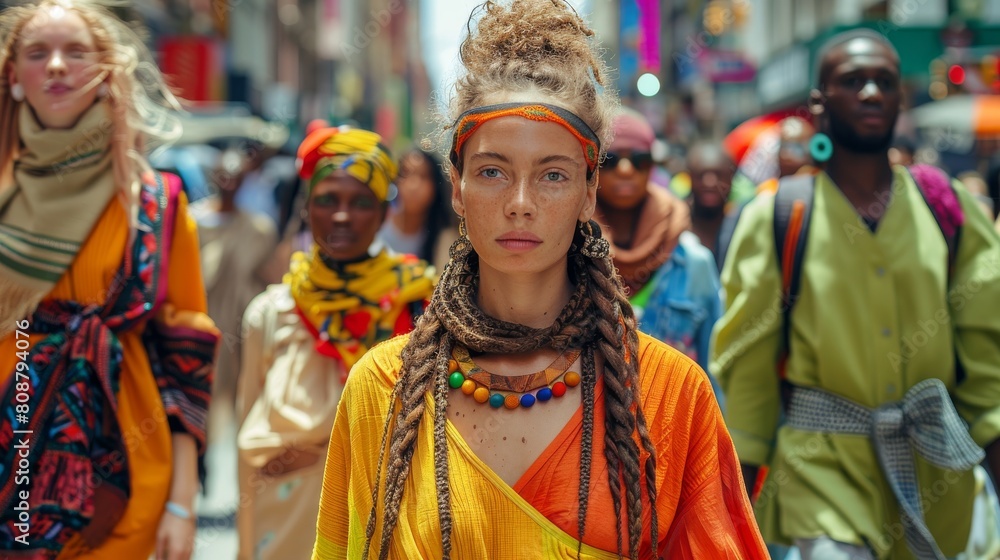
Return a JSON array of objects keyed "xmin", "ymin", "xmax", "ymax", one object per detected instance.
[{"xmin": 451, "ymin": 117, "xmax": 596, "ymax": 277}]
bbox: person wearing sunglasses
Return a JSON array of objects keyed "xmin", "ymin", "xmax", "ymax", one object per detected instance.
[{"xmin": 594, "ymin": 108, "xmax": 724, "ymax": 383}]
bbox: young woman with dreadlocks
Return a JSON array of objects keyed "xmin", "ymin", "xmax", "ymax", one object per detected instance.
[{"xmin": 312, "ymin": 1, "xmax": 768, "ymax": 559}]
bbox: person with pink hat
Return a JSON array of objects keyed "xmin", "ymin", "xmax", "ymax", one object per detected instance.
[{"xmin": 594, "ymin": 108, "xmax": 724, "ymax": 388}]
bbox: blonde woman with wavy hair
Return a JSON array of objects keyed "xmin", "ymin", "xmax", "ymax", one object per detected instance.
[
  {"xmin": 311, "ymin": 1, "xmax": 769, "ymax": 559},
  {"xmin": 0, "ymin": 2, "xmax": 217, "ymax": 559}
]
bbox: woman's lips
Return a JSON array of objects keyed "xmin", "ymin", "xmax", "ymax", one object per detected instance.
[
  {"xmin": 497, "ymin": 239, "xmax": 541, "ymax": 251},
  {"xmin": 496, "ymin": 231, "xmax": 542, "ymax": 252},
  {"xmin": 45, "ymin": 83, "xmax": 72, "ymax": 95}
]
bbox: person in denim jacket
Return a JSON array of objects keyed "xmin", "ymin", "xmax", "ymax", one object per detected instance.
[{"xmin": 595, "ymin": 108, "xmax": 724, "ymax": 401}]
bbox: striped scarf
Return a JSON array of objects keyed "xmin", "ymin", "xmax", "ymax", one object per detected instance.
[{"xmin": 0, "ymin": 101, "xmax": 118, "ymax": 336}]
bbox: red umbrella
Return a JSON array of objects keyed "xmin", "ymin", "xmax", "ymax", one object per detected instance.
[{"xmin": 724, "ymin": 109, "xmax": 803, "ymax": 163}]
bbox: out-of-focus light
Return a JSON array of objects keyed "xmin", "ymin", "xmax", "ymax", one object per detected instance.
[
  {"xmin": 929, "ymin": 81, "xmax": 948, "ymax": 100},
  {"xmin": 948, "ymin": 65, "xmax": 965, "ymax": 85},
  {"xmin": 704, "ymin": 1, "xmax": 727, "ymax": 35},
  {"xmin": 637, "ymin": 73, "xmax": 660, "ymax": 97}
]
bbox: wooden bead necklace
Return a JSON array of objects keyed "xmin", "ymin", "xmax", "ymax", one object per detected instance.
[{"xmin": 448, "ymin": 344, "xmax": 582, "ymax": 410}]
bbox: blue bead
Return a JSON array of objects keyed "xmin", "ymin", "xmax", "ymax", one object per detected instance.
[
  {"xmin": 537, "ymin": 387, "xmax": 553, "ymax": 402},
  {"xmin": 489, "ymin": 393, "xmax": 504, "ymax": 408},
  {"xmin": 520, "ymin": 394, "xmax": 536, "ymax": 408}
]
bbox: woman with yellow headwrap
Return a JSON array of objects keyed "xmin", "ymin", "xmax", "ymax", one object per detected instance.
[{"xmin": 235, "ymin": 126, "xmax": 436, "ymax": 560}]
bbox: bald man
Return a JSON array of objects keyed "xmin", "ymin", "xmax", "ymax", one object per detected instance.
[{"xmin": 712, "ymin": 29, "xmax": 1000, "ymax": 560}]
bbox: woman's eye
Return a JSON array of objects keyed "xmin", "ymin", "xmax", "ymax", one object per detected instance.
[
  {"xmin": 312, "ymin": 195, "xmax": 335, "ymax": 206},
  {"xmin": 353, "ymin": 197, "xmax": 376, "ymax": 209},
  {"xmin": 481, "ymin": 168, "xmax": 501, "ymax": 179},
  {"xmin": 26, "ymin": 50, "xmax": 46, "ymax": 60},
  {"xmin": 545, "ymin": 171, "xmax": 566, "ymax": 182}
]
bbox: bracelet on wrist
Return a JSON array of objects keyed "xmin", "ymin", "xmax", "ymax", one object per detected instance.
[{"xmin": 165, "ymin": 501, "xmax": 193, "ymax": 521}]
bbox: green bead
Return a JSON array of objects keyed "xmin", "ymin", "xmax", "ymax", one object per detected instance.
[
  {"xmin": 448, "ymin": 372, "xmax": 465, "ymax": 389},
  {"xmin": 489, "ymin": 393, "xmax": 504, "ymax": 408}
]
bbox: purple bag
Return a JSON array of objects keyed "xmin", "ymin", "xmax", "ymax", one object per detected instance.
[{"xmin": 909, "ymin": 163, "xmax": 964, "ymax": 265}]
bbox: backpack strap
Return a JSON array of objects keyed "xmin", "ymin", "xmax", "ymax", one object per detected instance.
[
  {"xmin": 773, "ymin": 174, "xmax": 815, "ymax": 382},
  {"xmin": 717, "ymin": 203, "xmax": 745, "ymax": 272},
  {"xmin": 908, "ymin": 163, "xmax": 966, "ymax": 384}
]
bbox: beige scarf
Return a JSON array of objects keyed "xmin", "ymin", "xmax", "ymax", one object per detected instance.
[{"xmin": 0, "ymin": 101, "xmax": 118, "ymax": 333}]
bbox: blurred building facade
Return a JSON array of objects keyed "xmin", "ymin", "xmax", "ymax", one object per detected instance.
[
  {"xmin": 739, "ymin": 0, "xmax": 999, "ymax": 114},
  {"xmin": 635, "ymin": 0, "xmax": 1000, "ymax": 147},
  {"xmin": 124, "ymin": 0, "xmax": 432, "ymax": 151}
]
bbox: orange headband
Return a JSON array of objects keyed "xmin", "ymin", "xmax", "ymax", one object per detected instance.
[{"xmin": 450, "ymin": 103, "xmax": 601, "ymax": 180}]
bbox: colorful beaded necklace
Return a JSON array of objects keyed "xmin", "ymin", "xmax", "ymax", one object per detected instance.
[{"xmin": 448, "ymin": 345, "xmax": 582, "ymax": 410}]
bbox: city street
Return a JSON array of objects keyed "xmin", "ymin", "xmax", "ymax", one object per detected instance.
[{"xmin": 194, "ymin": 422, "xmax": 239, "ymax": 560}]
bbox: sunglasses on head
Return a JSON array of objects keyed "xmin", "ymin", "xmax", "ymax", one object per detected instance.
[{"xmin": 602, "ymin": 151, "xmax": 654, "ymax": 172}]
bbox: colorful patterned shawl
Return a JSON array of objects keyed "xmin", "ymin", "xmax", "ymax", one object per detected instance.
[{"xmin": 0, "ymin": 174, "xmax": 217, "ymax": 558}]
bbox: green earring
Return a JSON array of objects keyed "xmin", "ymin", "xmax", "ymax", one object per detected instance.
[{"xmin": 810, "ymin": 133, "xmax": 833, "ymax": 163}]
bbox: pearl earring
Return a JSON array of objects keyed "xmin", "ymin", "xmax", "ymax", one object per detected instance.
[
  {"xmin": 97, "ymin": 83, "xmax": 108, "ymax": 98},
  {"xmin": 10, "ymin": 84, "xmax": 24, "ymax": 102}
]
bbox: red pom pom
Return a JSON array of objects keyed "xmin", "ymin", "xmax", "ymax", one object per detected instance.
[{"xmin": 551, "ymin": 381, "xmax": 567, "ymax": 398}]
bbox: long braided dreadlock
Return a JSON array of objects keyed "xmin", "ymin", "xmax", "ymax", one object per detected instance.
[{"xmin": 362, "ymin": 1, "xmax": 660, "ymax": 558}]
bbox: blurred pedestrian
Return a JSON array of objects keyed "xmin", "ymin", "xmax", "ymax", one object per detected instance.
[
  {"xmin": 595, "ymin": 108, "xmax": 722, "ymax": 378},
  {"xmin": 311, "ymin": 1, "xmax": 768, "ymax": 558},
  {"xmin": 235, "ymin": 127, "xmax": 435, "ymax": 560},
  {"xmin": 755, "ymin": 116, "xmax": 818, "ymax": 196},
  {"xmin": 713, "ymin": 29, "xmax": 1000, "ymax": 560},
  {"xmin": 377, "ymin": 148, "xmax": 456, "ymax": 271},
  {"xmin": 686, "ymin": 141, "xmax": 739, "ymax": 271},
  {"xmin": 0, "ymin": 2, "xmax": 218, "ymax": 559},
  {"xmin": 189, "ymin": 149, "xmax": 277, "ymax": 440},
  {"xmin": 234, "ymin": 141, "xmax": 281, "ymax": 226}
]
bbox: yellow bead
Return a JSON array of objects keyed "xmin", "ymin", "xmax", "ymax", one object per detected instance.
[
  {"xmin": 564, "ymin": 371, "xmax": 581, "ymax": 387},
  {"xmin": 504, "ymin": 394, "xmax": 520, "ymax": 409},
  {"xmin": 449, "ymin": 359, "xmax": 459, "ymax": 373},
  {"xmin": 461, "ymin": 379, "xmax": 476, "ymax": 395},
  {"xmin": 473, "ymin": 387, "xmax": 490, "ymax": 404}
]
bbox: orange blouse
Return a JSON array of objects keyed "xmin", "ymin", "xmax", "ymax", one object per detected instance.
[{"xmin": 313, "ymin": 333, "xmax": 769, "ymax": 559}]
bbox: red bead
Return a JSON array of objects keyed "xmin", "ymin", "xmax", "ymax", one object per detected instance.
[{"xmin": 551, "ymin": 381, "xmax": 567, "ymax": 398}]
